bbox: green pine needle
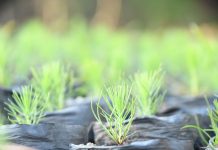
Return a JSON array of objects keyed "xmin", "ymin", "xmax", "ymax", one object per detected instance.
[
  {"xmin": 132, "ymin": 68, "xmax": 165, "ymax": 116},
  {"xmin": 91, "ymin": 82, "xmax": 135, "ymax": 145},
  {"xmin": 5, "ymin": 86, "xmax": 45, "ymax": 124}
]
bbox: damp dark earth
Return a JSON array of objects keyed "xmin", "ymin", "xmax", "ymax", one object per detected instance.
[{"xmin": 1, "ymin": 1, "xmax": 218, "ymax": 150}]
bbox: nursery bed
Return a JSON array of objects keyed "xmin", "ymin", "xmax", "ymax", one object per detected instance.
[{"xmin": 0, "ymin": 93, "xmax": 213, "ymax": 150}]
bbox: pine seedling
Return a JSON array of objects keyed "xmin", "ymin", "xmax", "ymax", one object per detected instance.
[
  {"xmin": 5, "ymin": 86, "xmax": 45, "ymax": 124},
  {"xmin": 183, "ymin": 99, "xmax": 218, "ymax": 149},
  {"xmin": 31, "ymin": 62, "xmax": 74, "ymax": 111},
  {"xmin": 132, "ymin": 68, "xmax": 165, "ymax": 116},
  {"xmin": 91, "ymin": 82, "xmax": 135, "ymax": 145}
]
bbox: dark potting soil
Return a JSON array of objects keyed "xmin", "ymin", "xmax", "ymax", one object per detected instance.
[
  {"xmin": 162, "ymin": 94, "xmax": 217, "ymax": 115},
  {"xmin": 157, "ymin": 95, "xmax": 214, "ymax": 126},
  {"xmin": 86, "ymin": 115, "xmax": 206, "ymax": 150},
  {"xmin": 42, "ymin": 97, "xmax": 109, "ymax": 127},
  {"xmin": 0, "ymin": 87, "xmax": 14, "ymax": 124},
  {"xmin": 0, "ymin": 123, "xmax": 86, "ymax": 150},
  {"xmin": 0, "ymin": 97, "xmax": 110, "ymax": 149},
  {"xmin": 42, "ymin": 98, "xmax": 96, "ymax": 126},
  {"xmin": 71, "ymin": 95, "xmax": 213, "ymax": 150}
]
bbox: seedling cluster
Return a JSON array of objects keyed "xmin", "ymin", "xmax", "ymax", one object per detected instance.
[
  {"xmin": 31, "ymin": 62, "xmax": 74, "ymax": 111},
  {"xmin": 132, "ymin": 68, "xmax": 165, "ymax": 116},
  {"xmin": 92, "ymin": 69, "xmax": 165, "ymax": 144},
  {"xmin": 4, "ymin": 62, "xmax": 74, "ymax": 125},
  {"xmin": 92, "ymin": 83, "xmax": 135, "ymax": 145}
]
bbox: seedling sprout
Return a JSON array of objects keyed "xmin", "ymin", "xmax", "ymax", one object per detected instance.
[{"xmin": 91, "ymin": 82, "xmax": 135, "ymax": 145}]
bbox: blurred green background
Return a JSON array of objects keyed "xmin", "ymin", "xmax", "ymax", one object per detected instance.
[{"xmin": 0, "ymin": 0, "xmax": 218, "ymax": 96}]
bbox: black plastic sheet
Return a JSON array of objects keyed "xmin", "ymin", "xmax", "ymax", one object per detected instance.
[{"xmin": 0, "ymin": 123, "xmax": 86, "ymax": 150}]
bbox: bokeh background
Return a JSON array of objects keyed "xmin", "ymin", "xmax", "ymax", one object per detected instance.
[
  {"xmin": 0, "ymin": 0, "xmax": 218, "ymax": 97},
  {"xmin": 0, "ymin": 0, "xmax": 218, "ymax": 28}
]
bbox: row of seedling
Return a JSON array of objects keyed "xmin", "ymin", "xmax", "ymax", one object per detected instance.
[
  {"xmin": 1, "ymin": 22, "xmax": 218, "ymax": 96},
  {"xmin": 4, "ymin": 65, "xmax": 164, "ymax": 126},
  {"xmin": 2, "ymin": 61, "xmax": 218, "ymax": 149}
]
